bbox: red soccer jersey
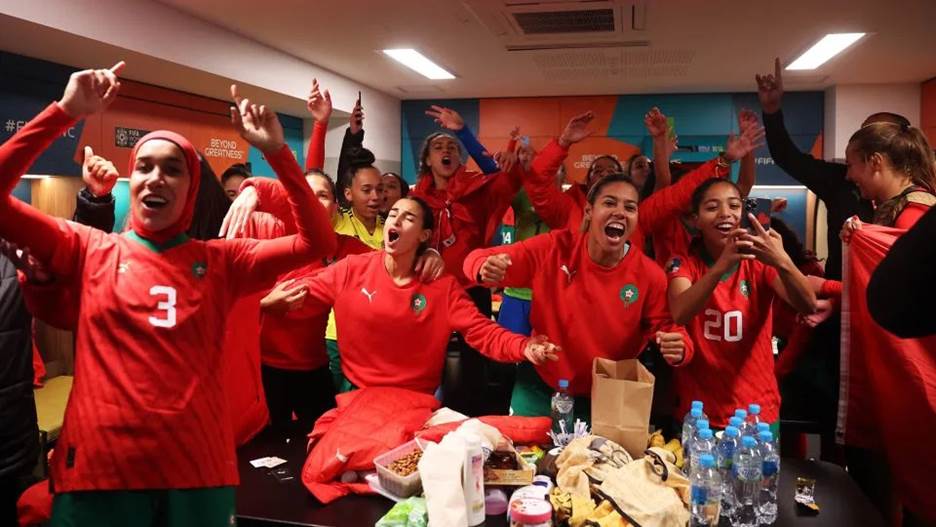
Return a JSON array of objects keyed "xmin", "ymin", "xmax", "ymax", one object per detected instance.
[
  {"xmin": 666, "ymin": 253, "xmax": 781, "ymax": 427},
  {"xmin": 292, "ymin": 251, "xmax": 528, "ymax": 393},
  {"xmin": 260, "ymin": 234, "xmax": 371, "ymax": 371},
  {"xmin": 0, "ymin": 103, "xmax": 336, "ymax": 491},
  {"xmin": 464, "ymin": 230, "xmax": 693, "ymax": 397}
]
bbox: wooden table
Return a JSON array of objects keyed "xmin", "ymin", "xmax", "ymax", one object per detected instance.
[{"xmin": 236, "ymin": 427, "xmax": 884, "ymax": 527}]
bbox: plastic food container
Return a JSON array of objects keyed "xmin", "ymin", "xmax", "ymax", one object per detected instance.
[
  {"xmin": 510, "ymin": 497, "xmax": 553, "ymax": 527},
  {"xmin": 373, "ymin": 438, "xmax": 427, "ymax": 498}
]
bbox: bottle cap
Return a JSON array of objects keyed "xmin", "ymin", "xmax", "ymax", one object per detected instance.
[
  {"xmin": 724, "ymin": 426, "xmax": 740, "ymax": 437},
  {"xmin": 558, "ymin": 379, "xmax": 569, "ymax": 389},
  {"xmin": 698, "ymin": 428, "xmax": 713, "ymax": 440},
  {"xmin": 696, "ymin": 419, "xmax": 710, "ymax": 431},
  {"xmin": 742, "ymin": 436, "xmax": 757, "ymax": 448},
  {"xmin": 729, "ymin": 417, "xmax": 744, "ymax": 428},
  {"xmin": 757, "ymin": 422, "xmax": 770, "ymax": 433},
  {"xmin": 699, "ymin": 454, "xmax": 715, "ymax": 468},
  {"xmin": 465, "ymin": 434, "xmax": 481, "ymax": 449},
  {"xmin": 691, "ymin": 400, "xmax": 704, "ymax": 410},
  {"xmin": 735, "ymin": 409, "xmax": 748, "ymax": 419},
  {"xmin": 749, "ymin": 403, "xmax": 761, "ymax": 415},
  {"xmin": 690, "ymin": 408, "xmax": 702, "ymax": 418},
  {"xmin": 510, "ymin": 498, "xmax": 552, "ymax": 522},
  {"xmin": 759, "ymin": 431, "xmax": 774, "ymax": 443}
]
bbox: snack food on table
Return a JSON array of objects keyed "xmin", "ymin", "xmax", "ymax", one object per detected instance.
[{"xmin": 388, "ymin": 450, "xmax": 423, "ymax": 477}]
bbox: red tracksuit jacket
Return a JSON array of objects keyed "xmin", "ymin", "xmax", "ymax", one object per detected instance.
[
  {"xmin": 0, "ymin": 103, "xmax": 336, "ymax": 491},
  {"xmin": 464, "ymin": 230, "xmax": 693, "ymax": 396},
  {"xmin": 291, "ymin": 251, "xmax": 529, "ymax": 393}
]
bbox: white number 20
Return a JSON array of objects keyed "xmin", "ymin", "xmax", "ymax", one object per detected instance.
[
  {"xmin": 148, "ymin": 285, "xmax": 177, "ymax": 328},
  {"xmin": 703, "ymin": 309, "xmax": 743, "ymax": 342}
]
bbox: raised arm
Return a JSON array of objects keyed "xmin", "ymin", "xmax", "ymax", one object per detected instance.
[
  {"xmin": 742, "ymin": 214, "xmax": 817, "ymax": 314},
  {"xmin": 0, "ymin": 63, "xmax": 123, "ymax": 274},
  {"xmin": 523, "ymin": 115, "xmax": 588, "ymax": 229},
  {"xmin": 336, "ymin": 98, "xmax": 365, "ymax": 203},
  {"xmin": 645, "ymin": 107, "xmax": 675, "ymax": 191},
  {"xmin": 425, "ymin": 105, "xmax": 499, "ymax": 174},
  {"xmin": 304, "ymin": 78, "xmax": 331, "ymax": 172},
  {"xmin": 640, "ymin": 124, "xmax": 761, "ymax": 233},
  {"xmin": 756, "ymin": 58, "xmax": 845, "ymax": 199},
  {"xmin": 225, "ymin": 85, "xmax": 337, "ymax": 287},
  {"xmin": 736, "ymin": 109, "xmax": 759, "ymax": 197}
]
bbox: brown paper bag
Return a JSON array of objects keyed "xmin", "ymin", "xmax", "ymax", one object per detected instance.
[{"xmin": 590, "ymin": 358, "xmax": 655, "ymax": 458}]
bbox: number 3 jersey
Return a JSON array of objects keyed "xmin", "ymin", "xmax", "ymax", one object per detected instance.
[
  {"xmin": 666, "ymin": 254, "xmax": 780, "ymax": 427},
  {"xmin": 47, "ymin": 224, "xmax": 277, "ymax": 492}
]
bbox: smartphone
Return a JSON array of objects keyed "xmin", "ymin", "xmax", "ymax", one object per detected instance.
[
  {"xmin": 741, "ymin": 197, "xmax": 772, "ymax": 231},
  {"xmin": 356, "ymin": 90, "xmax": 362, "ymax": 106}
]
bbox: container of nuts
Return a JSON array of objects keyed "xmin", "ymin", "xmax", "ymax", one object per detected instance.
[{"xmin": 373, "ymin": 438, "xmax": 427, "ymax": 498}]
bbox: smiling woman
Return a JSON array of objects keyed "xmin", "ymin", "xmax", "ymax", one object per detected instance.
[{"xmin": 463, "ymin": 172, "xmax": 692, "ymax": 421}]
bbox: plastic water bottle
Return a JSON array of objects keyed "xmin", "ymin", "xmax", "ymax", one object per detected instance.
[
  {"xmin": 715, "ymin": 425, "xmax": 741, "ymax": 519},
  {"xmin": 550, "ymin": 379, "xmax": 574, "ymax": 435},
  {"xmin": 729, "ymin": 416, "xmax": 744, "ymax": 431},
  {"xmin": 757, "ymin": 431, "xmax": 780, "ymax": 525},
  {"xmin": 690, "ymin": 454, "xmax": 721, "ymax": 526},
  {"xmin": 682, "ymin": 407, "xmax": 703, "ymax": 450},
  {"xmin": 731, "ymin": 436, "xmax": 762, "ymax": 527},
  {"xmin": 734, "ymin": 408, "xmax": 748, "ymax": 424},
  {"xmin": 744, "ymin": 404, "xmax": 762, "ymax": 437},
  {"xmin": 685, "ymin": 419, "xmax": 709, "ymax": 471},
  {"xmin": 690, "ymin": 428, "xmax": 715, "ymax": 476}
]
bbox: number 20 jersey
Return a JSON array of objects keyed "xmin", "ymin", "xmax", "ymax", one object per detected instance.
[
  {"xmin": 667, "ymin": 254, "xmax": 780, "ymax": 427},
  {"xmin": 48, "ymin": 222, "xmax": 267, "ymax": 492}
]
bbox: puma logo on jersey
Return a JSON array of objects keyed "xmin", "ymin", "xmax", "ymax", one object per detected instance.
[
  {"xmin": 118, "ymin": 262, "xmax": 130, "ymax": 274},
  {"xmin": 361, "ymin": 288, "xmax": 377, "ymax": 302},
  {"xmin": 560, "ymin": 264, "xmax": 575, "ymax": 282}
]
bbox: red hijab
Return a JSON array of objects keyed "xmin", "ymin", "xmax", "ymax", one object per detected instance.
[{"xmin": 127, "ymin": 131, "xmax": 201, "ymax": 243}]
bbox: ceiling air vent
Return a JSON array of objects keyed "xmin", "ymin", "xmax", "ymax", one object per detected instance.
[{"xmin": 512, "ymin": 8, "xmax": 615, "ymax": 34}]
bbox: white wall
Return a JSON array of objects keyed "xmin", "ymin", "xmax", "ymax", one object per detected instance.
[
  {"xmin": 824, "ymin": 83, "xmax": 922, "ymax": 160},
  {"xmin": 0, "ymin": 0, "xmax": 401, "ymax": 167}
]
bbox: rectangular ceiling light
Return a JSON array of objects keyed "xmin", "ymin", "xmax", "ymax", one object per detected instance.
[
  {"xmin": 786, "ymin": 33, "xmax": 866, "ymax": 70},
  {"xmin": 382, "ymin": 49, "xmax": 455, "ymax": 80}
]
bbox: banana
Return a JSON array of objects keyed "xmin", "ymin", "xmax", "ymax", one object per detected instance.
[
  {"xmin": 663, "ymin": 438, "xmax": 685, "ymax": 469},
  {"xmin": 648, "ymin": 430, "xmax": 665, "ymax": 449}
]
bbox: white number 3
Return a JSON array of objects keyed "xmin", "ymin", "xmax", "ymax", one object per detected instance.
[
  {"xmin": 703, "ymin": 309, "xmax": 743, "ymax": 342},
  {"xmin": 148, "ymin": 285, "xmax": 177, "ymax": 328}
]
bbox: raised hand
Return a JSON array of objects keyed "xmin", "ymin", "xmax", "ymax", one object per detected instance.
[
  {"xmin": 741, "ymin": 214, "xmax": 792, "ymax": 269},
  {"xmin": 478, "ymin": 253, "xmax": 512, "ymax": 284},
  {"xmin": 755, "ymin": 57, "xmax": 784, "ymax": 114},
  {"xmin": 218, "ymin": 185, "xmax": 258, "ymax": 239},
  {"xmin": 58, "ymin": 61, "xmax": 125, "ymax": 119},
  {"xmin": 558, "ymin": 111, "xmax": 595, "ymax": 148},
  {"xmin": 644, "ymin": 107, "xmax": 668, "ymax": 138},
  {"xmin": 656, "ymin": 331, "xmax": 687, "ymax": 365},
  {"xmin": 509, "ymin": 126, "xmax": 521, "ymax": 140},
  {"xmin": 714, "ymin": 228, "xmax": 755, "ymax": 273},
  {"xmin": 738, "ymin": 108, "xmax": 760, "ymax": 133},
  {"xmin": 725, "ymin": 120, "xmax": 765, "ymax": 161},
  {"xmin": 260, "ymin": 279, "xmax": 308, "ymax": 314},
  {"xmin": 493, "ymin": 150, "xmax": 518, "ymax": 174},
  {"xmin": 425, "ymin": 105, "xmax": 465, "ymax": 131},
  {"xmin": 82, "ymin": 146, "xmax": 119, "ymax": 197},
  {"xmin": 349, "ymin": 99, "xmax": 364, "ymax": 134},
  {"xmin": 523, "ymin": 334, "xmax": 561, "ymax": 365},
  {"xmin": 415, "ymin": 249, "xmax": 446, "ymax": 283},
  {"xmin": 306, "ymin": 78, "xmax": 333, "ymax": 123},
  {"xmin": 230, "ymin": 84, "xmax": 285, "ymax": 153},
  {"xmin": 0, "ymin": 240, "xmax": 52, "ymax": 284}
]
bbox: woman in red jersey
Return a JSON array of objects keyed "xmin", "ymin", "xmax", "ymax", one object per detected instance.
[
  {"xmin": 666, "ymin": 178, "xmax": 817, "ymax": 429},
  {"xmin": 464, "ymin": 173, "xmax": 692, "ymax": 420},
  {"xmin": 0, "ymin": 64, "xmax": 336, "ymax": 526},
  {"xmin": 287, "ymin": 196, "xmax": 560, "ymax": 394}
]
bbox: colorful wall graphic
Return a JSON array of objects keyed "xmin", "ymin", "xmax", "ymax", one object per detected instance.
[
  {"xmin": 0, "ymin": 51, "xmax": 305, "ymax": 230},
  {"xmin": 402, "ymin": 91, "xmax": 823, "ymax": 241}
]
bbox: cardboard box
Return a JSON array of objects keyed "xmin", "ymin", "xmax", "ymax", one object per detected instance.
[{"xmin": 483, "ymin": 450, "xmax": 535, "ymax": 486}]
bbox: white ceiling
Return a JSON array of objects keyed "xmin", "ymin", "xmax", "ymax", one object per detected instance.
[{"xmin": 156, "ymin": 0, "xmax": 936, "ymax": 100}]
